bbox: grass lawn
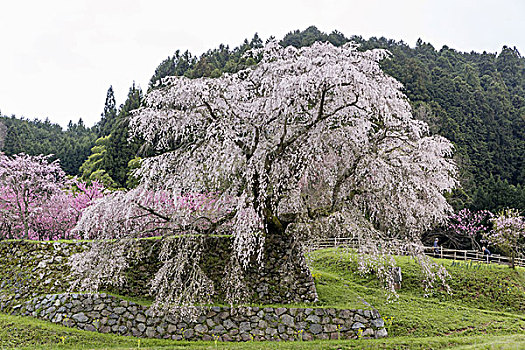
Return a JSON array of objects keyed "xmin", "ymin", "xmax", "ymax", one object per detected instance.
[
  {"xmin": 1, "ymin": 247, "xmax": 524, "ymax": 349},
  {"xmin": 309, "ymin": 248, "xmax": 525, "ymax": 337}
]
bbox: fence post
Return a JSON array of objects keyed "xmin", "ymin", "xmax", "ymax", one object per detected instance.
[
  {"xmin": 464, "ymin": 250, "xmax": 467, "ymax": 261},
  {"xmin": 440, "ymin": 246, "xmax": 443, "ymax": 259}
]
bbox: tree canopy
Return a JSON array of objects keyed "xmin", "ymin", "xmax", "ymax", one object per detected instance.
[
  {"xmin": 2, "ymin": 26, "xmax": 523, "ymax": 211},
  {"xmin": 71, "ymin": 41, "xmax": 456, "ymax": 309},
  {"xmin": 0, "ymin": 153, "xmax": 104, "ymax": 240},
  {"xmin": 0, "ymin": 116, "xmax": 96, "ymax": 176},
  {"xmin": 146, "ymin": 27, "xmax": 524, "ymax": 212}
]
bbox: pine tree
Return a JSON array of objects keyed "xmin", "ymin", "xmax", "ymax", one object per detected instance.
[
  {"xmin": 97, "ymin": 86, "xmax": 117, "ymax": 137},
  {"xmin": 103, "ymin": 83, "xmax": 143, "ymax": 188}
]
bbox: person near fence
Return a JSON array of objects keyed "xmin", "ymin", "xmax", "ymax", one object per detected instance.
[
  {"xmin": 482, "ymin": 246, "xmax": 492, "ymax": 262},
  {"xmin": 433, "ymin": 238, "xmax": 439, "ymax": 255}
]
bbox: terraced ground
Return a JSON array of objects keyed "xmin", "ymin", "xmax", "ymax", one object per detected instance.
[{"xmin": 1, "ymin": 248, "xmax": 524, "ymax": 349}]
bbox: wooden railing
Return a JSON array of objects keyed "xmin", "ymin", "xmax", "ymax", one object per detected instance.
[
  {"xmin": 421, "ymin": 245, "xmax": 525, "ymax": 267},
  {"xmin": 306, "ymin": 237, "xmax": 525, "ymax": 268}
]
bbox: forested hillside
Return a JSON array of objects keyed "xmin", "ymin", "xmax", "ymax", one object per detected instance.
[
  {"xmin": 1, "ymin": 26, "xmax": 523, "ymax": 210},
  {"xmin": 0, "ymin": 83, "xmax": 142, "ymax": 188},
  {"xmin": 146, "ymin": 26, "xmax": 525, "ymax": 212},
  {"xmin": 0, "ymin": 116, "xmax": 96, "ymax": 176},
  {"xmin": 358, "ymin": 35, "xmax": 525, "ymax": 212}
]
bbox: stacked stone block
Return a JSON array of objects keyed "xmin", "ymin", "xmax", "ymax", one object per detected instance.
[{"xmin": 18, "ymin": 293, "xmax": 387, "ymax": 341}]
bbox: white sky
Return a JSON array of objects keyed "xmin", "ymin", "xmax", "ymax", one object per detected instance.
[{"xmin": 1, "ymin": 0, "xmax": 523, "ymax": 128}]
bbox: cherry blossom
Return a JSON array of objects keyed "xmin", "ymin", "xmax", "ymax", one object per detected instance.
[
  {"xmin": 447, "ymin": 209, "xmax": 493, "ymax": 250},
  {"xmin": 0, "ymin": 152, "xmax": 105, "ymax": 240},
  {"xmin": 70, "ymin": 41, "xmax": 458, "ymax": 307},
  {"xmin": 484, "ymin": 209, "xmax": 525, "ymax": 268}
]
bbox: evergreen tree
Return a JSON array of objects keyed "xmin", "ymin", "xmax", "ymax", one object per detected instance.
[
  {"xmin": 0, "ymin": 114, "xmax": 96, "ymax": 176},
  {"xmin": 79, "ymin": 135, "xmax": 117, "ymax": 188},
  {"xmin": 103, "ymin": 83, "xmax": 143, "ymax": 188},
  {"xmin": 97, "ymin": 86, "xmax": 118, "ymax": 137}
]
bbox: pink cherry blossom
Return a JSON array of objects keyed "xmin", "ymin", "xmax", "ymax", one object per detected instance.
[
  {"xmin": 0, "ymin": 153, "xmax": 105, "ymax": 240},
  {"xmin": 70, "ymin": 41, "xmax": 458, "ymax": 309}
]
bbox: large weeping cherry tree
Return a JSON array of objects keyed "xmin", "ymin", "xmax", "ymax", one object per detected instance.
[{"xmin": 71, "ymin": 41, "xmax": 458, "ymax": 310}]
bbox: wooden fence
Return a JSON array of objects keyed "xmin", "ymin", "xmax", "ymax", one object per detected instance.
[{"xmin": 307, "ymin": 237, "xmax": 525, "ymax": 268}]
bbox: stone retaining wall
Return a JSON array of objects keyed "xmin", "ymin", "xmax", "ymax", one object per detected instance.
[
  {"xmin": 0, "ymin": 237, "xmax": 317, "ymax": 309},
  {"xmin": 16, "ymin": 293, "xmax": 387, "ymax": 341}
]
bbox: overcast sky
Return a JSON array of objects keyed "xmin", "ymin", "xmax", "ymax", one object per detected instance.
[{"xmin": 1, "ymin": 0, "xmax": 523, "ymax": 128}]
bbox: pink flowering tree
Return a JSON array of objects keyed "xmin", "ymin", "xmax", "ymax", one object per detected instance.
[
  {"xmin": 0, "ymin": 152, "xmax": 105, "ymax": 240},
  {"xmin": 447, "ymin": 209, "xmax": 493, "ymax": 250},
  {"xmin": 0, "ymin": 153, "xmax": 68, "ymax": 239},
  {"xmin": 70, "ymin": 41, "xmax": 458, "ymax": 308},
  {"xmin": 30, "ymin": 180, "xmax": 106, "ymax": 240},
  {"xmin": 484, "ymin": 209, "xmax": 525, "ymax": 268}
]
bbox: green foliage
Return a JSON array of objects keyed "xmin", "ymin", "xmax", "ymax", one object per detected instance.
[
  {"xmin": 470, "ymin": 176, "xmax": 525, "ymax": 212},
  {"xmin": 280, "ymin": 26, "xmax": 347, "ymax": 48},
  {"xmin": 277, "ymin": 27, "xmax": 525, "ymax": 212},
  {"xmin": 82, "ymin": 83, "xmax": 144, "ymax": 189},
  {"xmin": 125, "ymin": 156, "xmax": 142, "ymax": 188},
  {"xmin": 0, "ymin": 119, "xmax": 6, "ymax": 150},
  {"xmin": 79, "ymin": 136, "xmax": 117, "ymax": 188},
  {"xmin": 0, "ymin": 115, "xmax": 96, "ymax": 176},
  {"xmin": 103, "ymin": 83, "xmax": 143, "ymax": 188},
  {"xmin": 148, "ymin": 34, "xmax": 263, "ymax": 87},
  {"xmin": 96, "ymin": 86, "xmax": 118, "ymax": 138}
]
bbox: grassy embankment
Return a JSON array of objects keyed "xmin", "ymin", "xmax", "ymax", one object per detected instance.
[{"xmin": 1, "ymin": 247, "xmax": 524, "ymax": 349}]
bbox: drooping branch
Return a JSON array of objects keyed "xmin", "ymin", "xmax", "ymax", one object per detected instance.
[
  {"xmin": 70, "ymin": 40, "xmax": 459, "ymax": 310},
  {"xmin": 268, "ymin": 88, "xmax": 359, "ymax": 167},
  {"xmin": 135, "ymin": 201, "xmax": 171, "ymax": 222}
]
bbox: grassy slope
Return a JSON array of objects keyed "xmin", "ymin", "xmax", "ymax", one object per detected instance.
[
  {"xmin": 1, "ymin": 248, "xmax": 525, "ymax": 349},
  {"xmin": 309, "ymin": 248, "xmax": 525, "ymax": 337}
]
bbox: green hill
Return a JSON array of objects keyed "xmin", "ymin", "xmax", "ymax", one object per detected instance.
[
  {"xmin": 0, "ymin": 116, "xmax": 96, "ymax": 176},
  {"xmin": 310, "ymin": 248, "xmax": 525, "ymax": 337}
]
